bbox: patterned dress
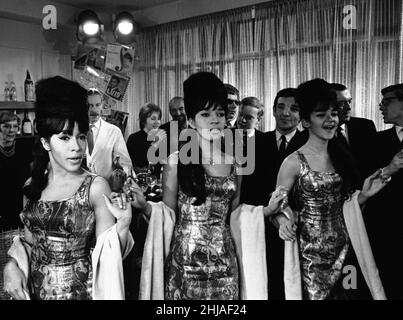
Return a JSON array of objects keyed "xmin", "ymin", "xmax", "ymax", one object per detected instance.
[
  {"xmin": 20, "ymin": 174, "xmax": 97, "ymax": 300},
  {"xmin": 164, "ymin": 166, "xmax": 239, "ymax": 300},
  {"xmin": 291, "ymin": 152, "xmax": 350, "ymax": 300}
]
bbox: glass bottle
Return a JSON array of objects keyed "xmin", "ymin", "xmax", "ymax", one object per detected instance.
[
  {"xmin": 4, "ymin": 82, "xmax": 9, "ymax": 101},
  {"xmin": 22, "ymin": 111, "xmax": 33, "ymax": 135},
  {"xmin": 24, "ymin": 70, "xmax": 35, "ymax": 102},
  {"xmin": 110, "ymin": 155, "xmax": 127, "ymax": 192},
  {"xmin": 9, "ymin": 82, "xmax": 17, "ymax": 101}
]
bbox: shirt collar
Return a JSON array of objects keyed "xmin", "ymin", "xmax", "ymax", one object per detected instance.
[
  {"xmin": 275, "ymin": 128, "xmax": 297, "ymax": 143},
  {"xmin": 395, "ymin": 125, "xmax": 403, "ymax": 138},
  {"xmin": 246, "ymin": 128, "xmax": 255, "ymax": 138},
  {"xmin": 91, "ymin": 118, "xmax": 101, "ymax": 130}
]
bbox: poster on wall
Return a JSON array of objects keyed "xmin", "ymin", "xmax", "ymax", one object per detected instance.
[
  {"xmin": 105, "ymin": 69, "xmax": 130, "ymax": 102},
  {"xmin": 74, "ymin": 44, "xmax": 106, "ymax": 71},
  {"xmin": 105, "ymin": 44, "xmax": 135, "ymax": 76},
  {"xmin": 75, "ymin": 66, "xmax": 111, "ymax": 92}
]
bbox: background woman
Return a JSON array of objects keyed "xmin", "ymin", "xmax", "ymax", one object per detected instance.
[
  {"xmin": 274, "ymin": 78, "xmax": 388, "ymax": 299},
  {"xmin": 126, "ymin": 103, "xmax": 165, "ymax": 175},
  {"xmin": 3, "ymin": 76, "xmax": 132, "ymax": 300}
]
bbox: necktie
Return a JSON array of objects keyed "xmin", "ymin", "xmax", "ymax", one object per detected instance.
[
  {"xmin": 87, "ymin": 125, "xmax": 94, "ymax": 155},
  {"xmin": 337, "ymin": 126, "xmax": 349, "ymax": 147},
  {"xmin": 278, "ymin": 135, "xmax": 287, "ymax": 161}
]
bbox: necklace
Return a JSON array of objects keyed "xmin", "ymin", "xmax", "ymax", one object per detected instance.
[{"xmin": 0, "ymin": 142, "xmax": 15, "ymax": 158}]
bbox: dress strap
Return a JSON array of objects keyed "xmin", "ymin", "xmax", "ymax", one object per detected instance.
[
  {"xmin": 296, "ymin": 151, "xmax": 311, "ymax": 173},
  {"xmin": 77, "ymin": 173, "xmax": 98, "ymax": 206}
]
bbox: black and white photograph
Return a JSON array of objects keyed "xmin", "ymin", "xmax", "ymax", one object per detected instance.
[{"xmin": 1, "ymin": 0, "xmax": 403, "ymax": 312}]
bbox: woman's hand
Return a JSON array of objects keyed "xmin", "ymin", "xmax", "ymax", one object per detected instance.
[
  {"xmin": 151, "ymin": 129, "xmax": 167, "ymax": 149},
  {"xmin": 360, "ymin": 168, "xmax": 391, "ymax": 203},
  {"xmin": 122, "ymin": 178, "xmax": 148, "ymax": 211},
  {"xmin": 264, "ymin": 185, "xmax": 289, "ymax": 217},
  {"xmin": 103, "ymin": 193, "xmax": 132, "ymax": 223},
  {"xmin": 4, "ymin": 260, "xmax": 29, "ymax": 300},
  {"xmin": 278, "ymin": 213, "xmax": 297, "ymax": 242}
]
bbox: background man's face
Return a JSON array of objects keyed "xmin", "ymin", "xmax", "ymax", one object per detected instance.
[
  {"xmin": 87, "ymin": 94, "xmax": 102, "ymax": 124},
  {"xmin": 274, "ymin": 96, "xmax": 300, "ymax": 133},
  {"xmin": 380, "ymin": 91, "xmax": 403, "ymax": 125},
  {"xmin": 169, "ymin": 100, "xmax": 187, "ymax": 125},
  {"xmin": 110, "ymin": 78, "xmax": 119, "ymax": 88},
  {"xmin": 237, "ymin": 105, "xmax": 260, "ymax": 130},
  {"xmin": 336, "ymin": 89, "xmax": 352, "ymax": 124},
  {"xmin": 226, "ymin": 93, "xmax": 240, "ymax": 123}
]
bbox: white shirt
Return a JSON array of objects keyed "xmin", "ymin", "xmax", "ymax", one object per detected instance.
[
  {"xmin": 90, "ymin": 118, "xmax": 101, "ymax": 143},
  {"xmin": 340, "ymin": 123, "xmax": 349, "ymax": 143},
  {"xmin": 395, "ymin": 125, "xmax": 403, "ymax": 142},
  {"xmin": 275, "ymin": 129, "xmax": 297, "ymax": 149}
]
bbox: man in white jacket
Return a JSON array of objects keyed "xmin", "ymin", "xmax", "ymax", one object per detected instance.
[{"xmin": 86, "ymin": 88, "xmax": 132, "ymax": 182}]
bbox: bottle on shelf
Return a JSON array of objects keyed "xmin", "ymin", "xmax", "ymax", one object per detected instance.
[
  {"xmin": 24, "ymin": 70, "xmax": 35, "ymax": 102},
  {"xmin": 22, "ymin": 111, "xmax": 33, "ymax": 135},
  {"xmin": 9, "ymin": 82, "xmax": 17, "ymax": 101},
  {"xmin": 4, "ymin": 82, "xmax": 9, "ymax": 101}
]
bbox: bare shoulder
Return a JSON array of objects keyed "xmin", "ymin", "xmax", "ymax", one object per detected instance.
[
  {"xmin": 280, "ymin": 151, "xmax": 300, "ymax": 173},
  {"xmin": 89, "ymin": 175, "xmax": 111, "ymax": 198}
]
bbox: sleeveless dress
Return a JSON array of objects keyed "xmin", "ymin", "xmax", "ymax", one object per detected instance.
[
  {"xmin": 164, "ymin": 166, "xmax": 239, "ymax": 300},
  {"xmin": 291, "ymin": 152, "xmax": 350, "ymax": 300},
  {"xmin": 20, "ymin": 174, "xmax": 97, "ymax": 300}
]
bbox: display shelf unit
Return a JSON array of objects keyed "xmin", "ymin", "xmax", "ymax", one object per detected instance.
[{"xmin": 0, "ymin": 101, "xmax": 35, "ymax": 110}]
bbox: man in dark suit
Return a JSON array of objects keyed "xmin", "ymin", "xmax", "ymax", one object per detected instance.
[
  {"xmin": 364, "ymin": 83, "xmax": 403, "ymax": 300},
  {"xmin": 159, "ymin": 96, "xmax": 188, "ymax": 156},
  {"xmin": 238, "ymin": 88, "xmax": 307, "ymax": 299},
  {"xmin": 331, "ymin": 83, "xmax": 377, "ymax": 183},
  {"xmin": 224, "ymin": 84, "xmax": 241, "ymax": 129},
  {"xmin": 237, "ymin": 97, "xmax": 268, "ymax": 205}
]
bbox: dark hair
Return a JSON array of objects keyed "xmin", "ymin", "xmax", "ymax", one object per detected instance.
[
  {"xmin": 139, "ymin": 103, "xmax": 162, "ymax": 129},
  {"xmin": 123, "ymin": 53, "xmax": 133, "ymax": 63},
  {"xmin": 0, "ymin": 111, "xmax": 20, "ymax": 125},
  {"xmin": 224, "ymin": 83, "xmax": 239, "ymax": 98},
  {"xmin": 330, "ymin": 83, "xmax": 347, "ymax": 91},
  {"xmin": 273, "ymin": 88, "xmax": 298, "ymax": 111},
  {"xmin": 111, "ymin": 76, "xmax": 120, "ymax": 84},
  {"xmin": 168, "ymin": 96, "xmax": 184, "ymax": 110},
  {"xmin": 297, "ymin": 78, "xmax": 359, "ymax": 200},
  {"xmin": 23, "ymin": 76, "xmax": 89, "ymax": 201},
  {"xmin": 241, "ymin": 96, "xmax": 264, "ymax": 119},
  {"xmin": 381, "ymin": 83, "xmax": 403, "ymax": 100},
  {"xmin": 179, "ymin": 72, "xmax": 227, "ymax": 205}
]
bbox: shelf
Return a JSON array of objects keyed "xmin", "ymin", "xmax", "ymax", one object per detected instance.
[{"xmin": 0, "ymin": 101, "xmax": 35, "ymax": 110}]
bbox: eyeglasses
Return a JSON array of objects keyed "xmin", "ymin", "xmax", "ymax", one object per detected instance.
[
  {"xmin": 227, "ymin": 99, "xmax": 241, "ymax": 106},
  {"xmin": 379, "ymin": 97, "xmax": 400, "ymax": 107},
  {"xmin": 337, "ymin": 99, "xmax": 352, "ymax": 107}
]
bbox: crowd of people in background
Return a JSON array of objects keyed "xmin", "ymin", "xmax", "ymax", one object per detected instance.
[{"xmin": 1, "ymin": 70, "xmax": 403, "ymax": 300}]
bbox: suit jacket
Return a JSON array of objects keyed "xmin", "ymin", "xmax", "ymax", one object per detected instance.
[
  {"xmin": 364, "ymin": 127, "xmax": 403, "ymax": 299},
  {"xmin": 337, "ymin": 117, "xmax": 377, "ymax": 182},
  {"xmin": 86, "ymin": 118, "xmax": 132, "ymax": 181}
]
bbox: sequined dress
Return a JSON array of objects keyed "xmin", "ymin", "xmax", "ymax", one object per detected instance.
[
  {"xmin": 20, "ymin": 174, "xmax": 97, "ymax": 300},
  {"xmin": 291, "ymin": 152, "xmax": 350, "ymax": 300},
  {"xmin": 164, "ymin": 166, "xmax": 239, "ymax": 300}
]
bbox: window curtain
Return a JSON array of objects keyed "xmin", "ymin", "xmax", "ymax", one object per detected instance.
[{"xmin": 129, "ymin": 0, "xmax": 402, "ymax": 134}]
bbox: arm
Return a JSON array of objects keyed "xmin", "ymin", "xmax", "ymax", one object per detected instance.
[
  {"xmin": 230, "ymin": 174, "xmax": 242, "ymax": 212},
  {"xmin": 271, "ymin": 154, "xmax": 300, "ymax": 241},
  {"xmin": 90, "ymin": 176, "xmax": 132, "ymax": 252},
  {"xmin": 162, "ymin": 160, "xmax": 178, "ymax": 212},
  {"xmin": 357, "ymin": 168, "xmax": 391, "ymax": 206}
]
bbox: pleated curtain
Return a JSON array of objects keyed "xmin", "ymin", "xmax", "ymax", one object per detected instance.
[{"xmin": 125, "ymin": 0, "xmax": 403, "ymax": 135}]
